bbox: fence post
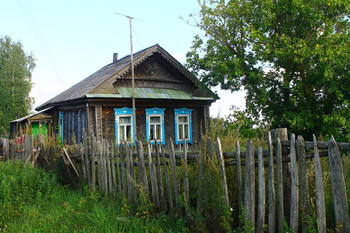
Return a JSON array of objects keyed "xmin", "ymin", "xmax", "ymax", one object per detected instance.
[
  {"xmin": 161, "ymin": 144, "xmax": 173, "ymax": 211},
  {"xmin": 244, "ymin": 140, "xmax": 255, "ymax": 230},
  {"xmin": 290, "ymin": 134, "xmax": 299, "ymax": 232},
  {"xmin": 267, "ymin": 132, "xmax": 276, "ymax": 233},
  {"xmin": 328, "ymin": 136, "xmax": 350, "ymax": 233},
  {"xmin": 313, "ymin": 135, "xmax": 326, "ymax": 233}
]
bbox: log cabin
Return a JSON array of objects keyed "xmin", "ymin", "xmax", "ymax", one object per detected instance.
[{"xmin": 12, "ymin": 44, "xmax": 218, "ymax": 145}]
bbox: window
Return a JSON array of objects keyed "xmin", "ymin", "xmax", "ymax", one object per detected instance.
[
  {"xmin": 114, "ymin": 107, "xmax": 135, "ymax": 144},
  {"xmin": 174, "ymin": 108, "xmax": 193, "ymax": 144},
  {"xmin": 146, "ymin": 108, "xmax": 165, "ymax": 144}
]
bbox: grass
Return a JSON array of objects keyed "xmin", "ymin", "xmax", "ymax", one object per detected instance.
[{"xmin": 0, "ymin": 160, "xmax": 188, "ymax": 232}]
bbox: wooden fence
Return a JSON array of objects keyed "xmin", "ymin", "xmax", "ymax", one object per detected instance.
[{"xmin": 1, "ymin": 129, "xmax": 350, "ymax": 233}]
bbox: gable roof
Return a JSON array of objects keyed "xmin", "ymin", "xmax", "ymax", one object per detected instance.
[{"xmin": 36, "ymin": 44, "xmax": 218, "ymax": 111}]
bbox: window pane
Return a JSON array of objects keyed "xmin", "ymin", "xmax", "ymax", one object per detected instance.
[
  {"xmin": 178, "ymin": 124, "xmax": 184, "ymax": 140},
  {"xmin": 120, "ymin": 116, "xmax": 131, "ymax": 124},
  {"xmin": 184, "ymin": 124, "xmax": 189, "ymax": 139},
  {"xmin": 150, "ymin": 116, "xmax": 160, "ymax": 123},
  {"xmin": 178, "ymin": 116, "xmax": 188, "ymax": 123},
  {"xmin": 150, "ymin": 125, "xmax": 155, "ymax": 140},
  {"xmin": 119, "ymin": 125, "xmax": 125, "ymax": 142},
  {"xmin": 126, "ymin": 125, "xmax": 132, "ymax": 140},
  {"xmin": 155, "ymin": 125, "xmax": 161, "ymax": 140}
]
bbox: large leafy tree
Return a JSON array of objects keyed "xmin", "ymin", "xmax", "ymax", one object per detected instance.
[
  {"xmin": 187, "ymin": 0, "xmax": 350, "ymax": 139},
  {"xmin": 0, "ymin": 36, "xmax": 35, "ymax": 135}
]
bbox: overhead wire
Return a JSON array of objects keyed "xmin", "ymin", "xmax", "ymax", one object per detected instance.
[{"xmin": 17, "ymin": 0, "xmax": 66, "ymax": 89}]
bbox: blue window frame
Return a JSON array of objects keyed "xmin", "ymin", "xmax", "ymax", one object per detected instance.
[
  {"xmin": 146, "ymin": 108, "xmax": 165, "ymax": 144},
  {"xmin": 174, "ymin": 108, "xmax": 193, "ymax": 144},
  {"xmin": 114, "ymin": 107, "xmax": 135, "ymax": 145},
  {"xmin": 58, "ymin": 111, "xmax": 64, "ymax": 141}
]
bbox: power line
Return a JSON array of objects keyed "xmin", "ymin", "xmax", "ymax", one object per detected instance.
[{"xmin": 17, "ymin": 0, "xmax": 65, "ymax": 88}]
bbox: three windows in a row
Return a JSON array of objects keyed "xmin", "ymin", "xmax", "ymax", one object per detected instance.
[{"xmin": 115, "ymin": 107, "xmax": 193, "ymax": 145}]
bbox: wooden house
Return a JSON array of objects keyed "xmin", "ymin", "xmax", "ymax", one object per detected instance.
[{"xmin": 32, "ymin": 44, "xmax": 218, "ymax": 144}]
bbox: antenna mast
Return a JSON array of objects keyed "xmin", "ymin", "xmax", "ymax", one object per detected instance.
[{"xmin": 115, "ymin": 12, "xmax": 143, "ymax": 142}]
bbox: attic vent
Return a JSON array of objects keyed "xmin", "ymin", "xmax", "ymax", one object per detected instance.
[{"xmin": 113, "ymin": 53, "xmax": 118, "ymax": 63}]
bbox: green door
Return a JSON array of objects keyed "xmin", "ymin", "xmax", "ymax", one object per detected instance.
[{"xmin": 31, "ymin": 122, "xmax": 48, "ymax": 138}]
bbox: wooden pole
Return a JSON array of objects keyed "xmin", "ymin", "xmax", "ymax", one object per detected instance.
[{"xmin": 216, "ymin": 137, "xmax": 229, "ymax": 207}]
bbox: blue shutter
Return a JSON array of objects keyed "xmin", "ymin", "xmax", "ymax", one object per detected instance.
[
  {"xmin": 145, "ymin": 108, "xmax": 166, "ymax": 144},
  {"xmin": 114, "ymin": 107, "xmax": 135, "ymax": 145},
  {"xmin": 174, "ymin": 108, "xmax": 193, "ymax": 144}
]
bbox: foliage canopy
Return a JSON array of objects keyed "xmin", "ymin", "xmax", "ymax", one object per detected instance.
[
  {"xmin": 187, "ymin": 0, "xmax": 350, "ymax": 139},
  {"xmin": 0, "ymin": 36, "xmax": 35, "ymax": 135}
]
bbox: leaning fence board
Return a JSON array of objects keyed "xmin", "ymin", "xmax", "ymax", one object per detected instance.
[
  {"xmin": 313, "ymin": 135, "xmax": 326, "ymax": 233},
  {"xmin": 257, "ymin": 146, "xmax": 265, "ymax": 233},
  {"xmin": 290, "ymin": 134, "xmax": 299, "ymax": 232},
  {"xmin": 328, "ymin": 136, "xmax": 350, "ymax": 233},
  {"xmin": 216, "ymin": 137, "xmax": 229, "ymax": 207},
  {"xmin": 91, "ymin": 136, "xmax": 97, "ymax": 190},
  {"xmin": 275, "ymin": 138, "xmax": 284, "ymax": 233},
  {"xmin": 296, "ymin": 135, "xmax": 310, "ymax": 233},
  {"xmin": 267, "ymin": 132, "xmax": 276, "ymax": 233},
  {"xmin": 110, "ymin": 141, "xmax": 117, "ymax": 195},
  {"xmin": 244, "ymin": 140, "xmax": 255, "ymax": 229}
]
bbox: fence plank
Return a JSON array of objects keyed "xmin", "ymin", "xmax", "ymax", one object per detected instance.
[
  {"xmin": 244, "ymin": 140, "xmax": 255, "ymax": 229},
  {"xmin": 161, "ymin": 144, "xmax": 173, "ymax": 211},
  {"xmin": 328, "ymin": 136, "xmax": 350, "ymax": 233},
  {"xmin": 235, "ymin": 141, "xmax": 243, "ymax": 215},
  {"xmin": 107, "ymin": 140, "xmax": 113, "ymax": 194},
  {"xmin": 110, "ymin": 140, "xmax": 117, "ymax": 195},
  {"xmin": 216, "ymin": 137, "xmax": 229, "ymax": 207},
  {"xmin": 313, "ymin": 135, "xmax": 326, "ymax": 233},
  {"xmin": 136, "ymin": 141, "xmax": 149, "ymax": 194},
  {"xmin": 91, "ymin": 136, "xmax": 97, "ymax": 191},
  {"xmin": 257, "ymin": 146, "xmax": 266, "ymax": 233},
  {"xmin": 147, "ymin": 142, "xmax": 160, "ymax": 209},
  {"xmin": 290, "ymin": 134, "xmax": 299, "ymax": 232},
  {"xmin": 267, "ymin": 132, "xmax": 276, "ymax": 233},
  {"xmin": 155, "ymin": 142, "xmax": 166, "ymax": 211},
  {"xmin": 120, "ymin": 144, "xmax": 127, "ymax": 196},
  {"xmin": 296, "ymin": 135, "xmax": 310, "ymax": 233},
  {"xmin": 168, "ymin": 139, "xmax": 179, "ymax": 209},
  {"xmin": 182, "ymin": 141, "xmax": 190, "ymax": 206},
  {"xmin": 275, "ymin": 138, "xmax": 284, "ymax": 233}
]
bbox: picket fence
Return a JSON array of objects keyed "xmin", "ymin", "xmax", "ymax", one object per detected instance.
[{"xmin": 1, "ymin": 129, "xmax": 349, "ymax": 233}]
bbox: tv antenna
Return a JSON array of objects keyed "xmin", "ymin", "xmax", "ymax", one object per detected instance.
[{"xmin": 115, "ymin": 12, "xmax": 143, "ymax": 142}]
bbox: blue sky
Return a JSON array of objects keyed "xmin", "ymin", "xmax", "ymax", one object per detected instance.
[{"xmin": 1, "ymin": 0, "xmax": 244, "ymax": 117}]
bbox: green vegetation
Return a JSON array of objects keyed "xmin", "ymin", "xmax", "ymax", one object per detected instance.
[
  {"xmin": 0, "ymin": 160, "xmax": 188, "ymax": 232},
  {"xmin": 0, "ymin": 36, "xmax": 35, "ymax": 135},
  {"xmin": 187, "ymin": 0, "xmax": 350, "ymax": 140}
]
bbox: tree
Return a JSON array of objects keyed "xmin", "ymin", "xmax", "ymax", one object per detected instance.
[
  {"xmin": 186, "ymin": 0, "xmax": 350, "ymax": 139},
  {"xmin": 0, "ymin": 36, "xmax": 35, "ymax": 135}
]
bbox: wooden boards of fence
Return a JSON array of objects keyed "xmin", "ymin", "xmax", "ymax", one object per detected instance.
[{"xmin": 72, "ymin": 132, "xmax": 350, "ymax": 232}]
